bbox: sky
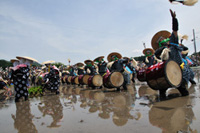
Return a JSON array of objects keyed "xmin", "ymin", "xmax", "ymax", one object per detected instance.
[{"xmin": 0, "ymin": 0, "xmax": 200, "ymax": 65}]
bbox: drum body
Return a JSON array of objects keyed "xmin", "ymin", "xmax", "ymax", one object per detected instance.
[
  {"xmin": 146, "ymin": 60, "xmax": 182, "ymax": 90},
  {"xmin": 61, "ymin": 76, "xmax": 65, "ymax": 83},
  {"xmin": 64, "ymin": 75, "xmax": 69, "ymax": 84},
  {"xmin": 82, "ymin": 74, "xmax": 90, "ymax": 85},
  {"xmin": 62, "ymin": 75, "xmax": 67, "ymax": 83},
  {"xmin": 88, "ymin": 74, "xmax": 103, "ymax": 87},
  {"xmin": 103, "ymin": 72, "xmax": 124, "ymax": 88},
  {"xmin": 71, "ymin": 76, "xmax": 77, "ymax": 84},
  {"xmin": 78, "ymin": 75, "xmax": 84, "ymax": 85},
  {"xmin": 137, "ymin": 69, "xmax": 146, "ymax": 82}
]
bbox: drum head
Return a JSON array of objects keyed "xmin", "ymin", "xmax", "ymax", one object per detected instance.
[
  {"xmin": 75, "ymin": 76, "xmax": 79, "ymax": 84},
  {"xmin": 92, "ymin": 75, "xmax": 103, "ymax": 87},
  {"xmin": 67, "ymin": 76, "xmax": 72, "ymax": 83},
  {"xmin": 63, "ymin": 76, "xmax": 66, "ymax": 82},
  {"xmin": 165, "ymin": 60, "xmax": 182, "ymax": 87},
  {"xmin": 83, "ymin": 75, "xmax": 90, "ymax": 85},
  {"xmin": 110, "ymin": 72, "xmax": 124, "ymax": 87}
]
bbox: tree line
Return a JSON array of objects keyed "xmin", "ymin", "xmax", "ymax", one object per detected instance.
[{"xmin": 0, "ymin": 51, "xmax": 199, "ymax": 70}]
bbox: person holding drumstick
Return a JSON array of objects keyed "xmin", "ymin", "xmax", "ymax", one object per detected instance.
[
  {"xmin": 108, "ymin": 52, "xmax": 129, "ymax": 91},
  {"xmin": 84, "ymin": 60, "xmax": 97, "ymax": 75},
  {"xmin": 76, "ymin": 62, "xmax": 85, "ymax": 75},
  {"xmin": 153, "ymin": 9, "xmax": 190, "ymax": 99},
  {"xmin": 94, "ymin": 56, "xmax": 108, "ymax": 76},
  {"xmin": 143, "ymin": 48, "xmax": 159, "ymax": 68},
  {"xmin": 180, "ymin": 44, "xmax": 196, "ymax": 85}
]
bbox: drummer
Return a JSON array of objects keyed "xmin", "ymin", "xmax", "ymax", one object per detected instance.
[
  {"xmin": 108, "ymin": 52, "xmax": 129, "ymax": 90},
  {"xmin": 152, "ymin": 9, "xmax": 190, "ymax": 98},
  {"xmin": 76, "ymin": 62, "xmax": 85, "ymax": 75},
  {"xmin": 142, "ymin": 48, "xmax": 158, "ymax": 68},
  {"xmin": 84, "ymin": 60, "xmax": 97, "ymax": 75},
  {"xmin": 180, "ymin": 43, "xmax": 196, "ymax": 85},
  {"xmin": 68, "ymin": 65, "xmax": 77, "ymax": 76},
  {"xmin": 123, "ymin": 57, "xmax": 137, "ymax": 83},
  {"xmin": 93, "ymin": 56, "xmax": 108, "ymax": 76}
]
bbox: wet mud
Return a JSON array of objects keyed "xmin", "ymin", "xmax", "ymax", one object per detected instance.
[{"xmin": 0, "ymin": 69, "xmax": 199, "ymax": 133}]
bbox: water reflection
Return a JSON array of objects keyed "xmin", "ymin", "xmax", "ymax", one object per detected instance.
[
  {"xmin": 149, "ymin": 95, "xmax": 196, "ymax": 132},
  {"xmin": 138, "ymin": 85, "xmax": 158, "ymax": 104},
  {"xmin": 12, "ymin": 101, "xmax": 38, "ymax": 133},
  {"xmin": 60, "ymin": 85, "xmax": 142, "ymax": 127},
  {"xmin": 111, "ymin": 93, "xmax": 134, "ymax": 126},
  {"xmin": 38, "ymin": 95, "xmax": 63, "ymax": 128}
]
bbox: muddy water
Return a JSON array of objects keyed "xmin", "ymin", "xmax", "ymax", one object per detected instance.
[{"xmin": 0, "ymin": 70, "xmax": 200, "ymax": 133}]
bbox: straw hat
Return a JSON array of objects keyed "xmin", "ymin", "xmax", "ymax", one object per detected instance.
[
  {"xmin": 84, "ymin": 60, "xmax": 94, "ymax": 65},
  {"xmin": 41, "ymin": 66, "xmax": 46, "ymax": 70},
  {"xmin": 93, "ymin": 56, "xmax": 104, "ymax": 62},
  {"xmin": 16, "ymin": 56, "xmax": 38, "ymax": 63},
  {"xmin": 10, "ymin": 59, "xmax": 19, "ymax": 63},
  {"xmin": 42, "ymin": 60, "xmax": 55, "ymax": 65},
  {"xmin": 123, "ymin": 57, "xmax": 130, "ymax": 60},
  {"xmin": 143, "ymin": 48, "xmax": 155, "ymax": 55},
  {"xmin": 151, "ymin": 30, "xmax": 171, "ymax": 50},
  {"xmin": 76, "ymin": 62, "xmax": 84, "ymax": 67},
  {"xmin": 107, "ymin": 52, "xmax": 122, "ymax": 62}
]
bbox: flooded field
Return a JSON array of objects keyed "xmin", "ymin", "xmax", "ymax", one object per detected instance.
[{"xmin": 0, "ymin": 69, "xmax": 200, "ymax": 133}]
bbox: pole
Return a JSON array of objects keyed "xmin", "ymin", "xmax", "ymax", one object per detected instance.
[
  {"xmin": 143, "ymin": 42, "xmax": 146, "ymax": 49},
  {"xmin": 193, "ymin": 29, "xmax": 198, "ymax": 66}
]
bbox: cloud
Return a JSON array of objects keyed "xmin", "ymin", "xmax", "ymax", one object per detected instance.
[{"xmin": 0, "ymin": 0, "xmax": 200, "ymax": 64}]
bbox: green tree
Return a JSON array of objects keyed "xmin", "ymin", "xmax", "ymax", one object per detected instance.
[
  {"xmin": 133, "ymin": 56, "xmax": 145, "ymax": 62},
  {"xmin": 0, "ymin": 60, "xmax": 12, "ymax": 69},
  {"xmin": 52, "ymin": 62, "xmax": 65, "ymax": 68}
]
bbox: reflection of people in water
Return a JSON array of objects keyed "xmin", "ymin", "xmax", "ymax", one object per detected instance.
[
  {"xmin": 112, "ymin": 93, "xmax": 134, "ymax": 126},
  {"xmin": 149, "ymin": 96, "xmax": 196, "ymax": 132},
  {"xmin": 38, "ymin": 95, "xmax": 63, "ymax": 128},
  {"xmin": 87, "ymin": 91, "xmax": 105, "ymax": 114},
  {"xmin": 98, "ymin": 91, "xmax": 141, "ymax": 125},
  {"xmin": 79, "ymin": 89, "xmax": 89, "ymax": 109},
  {"xmin": 79, "ymin": 89, "xmax": 105, "ymax": 112},
  {"xmin": 138, "ymin": 85, "xmax": 158, "ymax": 103},
  {"xmin": 98, "ymin": 105, "xmax": 111, "ymax": 119},
  {"xmin": 11, "ymin": 101, "xmax": 38, "ymax": 133}
]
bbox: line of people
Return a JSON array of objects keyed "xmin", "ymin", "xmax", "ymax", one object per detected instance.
[{"xmin": 0, "ymin": 9, "xmax": 198, "ymax": 102}]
